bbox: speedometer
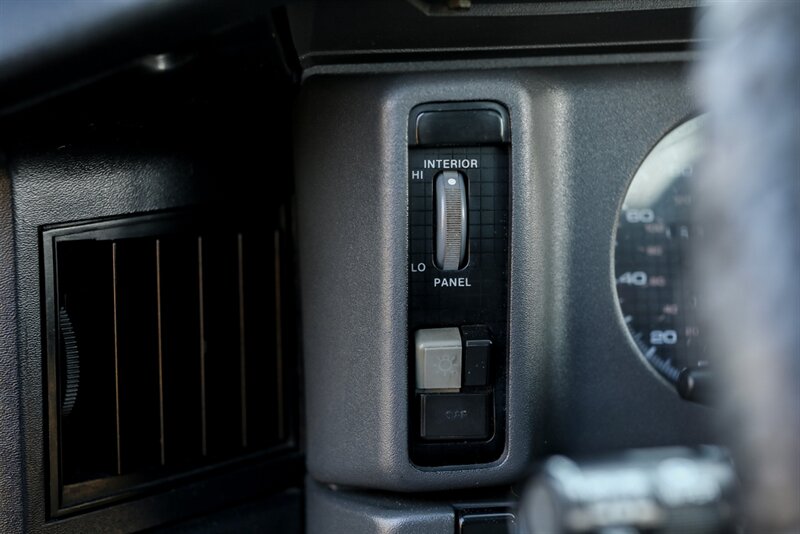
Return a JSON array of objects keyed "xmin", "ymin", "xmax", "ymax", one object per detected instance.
[{"xmin": 614, "ymin": 116, "xmax": 709, "ymax": 401}]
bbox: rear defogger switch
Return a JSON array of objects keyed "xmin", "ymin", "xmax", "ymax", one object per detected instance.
[{"xmin": 408, "ymin": 102, "xmax": 510, "ymax": 466}]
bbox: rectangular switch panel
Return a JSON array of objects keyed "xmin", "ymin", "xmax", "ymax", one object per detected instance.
[{"xmin": 408, "ymin": 102, "xmax": 510, "ymax": 467}]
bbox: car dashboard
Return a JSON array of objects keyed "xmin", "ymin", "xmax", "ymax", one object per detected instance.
[{"xmin": 0, "ymin": 1, "xmax": 775, "ymax": 533}]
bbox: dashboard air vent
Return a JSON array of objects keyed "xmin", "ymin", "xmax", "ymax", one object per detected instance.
[{"xmin": 43, "ymin": 211, "xmax": 297, "ymax": 515}]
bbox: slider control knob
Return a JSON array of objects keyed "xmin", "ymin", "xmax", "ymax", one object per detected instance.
[{"xmin": 434, "ymin": 171, "xmax": 467, "ymax": 271}]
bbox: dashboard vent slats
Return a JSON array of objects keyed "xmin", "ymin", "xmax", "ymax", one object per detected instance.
[
  {"xmin": 114, "ymin": 238, "xmax": 162, "ymax": 473},
  {"xmin": 44, "ymin": 213, "xmax": 296, "ymax": 515},
  {"xmin": 159, "ymin": 235, "xmax": 204, "ymax": 467}
]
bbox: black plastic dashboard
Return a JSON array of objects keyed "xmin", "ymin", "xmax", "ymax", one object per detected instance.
[{"xmin": 0, "ymin": 1, "xmax": 717, "ymax": 533}]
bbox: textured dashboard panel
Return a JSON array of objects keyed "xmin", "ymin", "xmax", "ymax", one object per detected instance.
[
  {"xmin": 296, "ymin": 63, "xmax": 715, "ymax": 492},
  {"xmin": 0, "ymin": 163, "xmax": 24, "ymax": 533},
  {"xmin": 4, "ymin": 129, "xmax": 300, "ymax": 531},
  {"xmin": 9, "ymin": 146, "xmax": 207, "ymax": 532},
  {"xmin": 297, "ymin": 72, "xmax": 540, "ymax": 491}
]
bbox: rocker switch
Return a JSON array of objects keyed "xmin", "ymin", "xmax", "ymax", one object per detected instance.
[{"xmin": 415, "ymin": 328, "xmax": 462, "ymax": 391}]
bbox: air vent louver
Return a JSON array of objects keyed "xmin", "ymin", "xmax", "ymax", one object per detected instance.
[{"xmin": 43, "ymin": 212, "xmax": 297, "ymax": 515}]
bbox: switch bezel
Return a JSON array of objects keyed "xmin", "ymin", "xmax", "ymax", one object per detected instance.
[{"xmin": 408, "ymin": 101, "xmax": 511, "ymax": 467}]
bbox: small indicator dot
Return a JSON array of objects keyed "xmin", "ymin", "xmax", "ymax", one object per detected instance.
[{"xmin": 448, "ymin": 178, "xmax": 457, "ymax": 185}]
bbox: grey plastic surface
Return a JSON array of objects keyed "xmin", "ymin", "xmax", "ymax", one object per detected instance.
[
  {"xmin": 0, "ymin": 162, "xmax": 24, "ymax": 533},
  {"xmin": 305, "ymin": 478, "xmax": 454, "ymax": 534},
  {"xmin": 296, "ymin": 63, "xmax": 714, "ymax": 492}
]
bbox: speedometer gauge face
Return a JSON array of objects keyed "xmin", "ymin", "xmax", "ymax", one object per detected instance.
[{"xmin": 615, "ymin": 116, "xmax": 708, "ymax": 386}]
